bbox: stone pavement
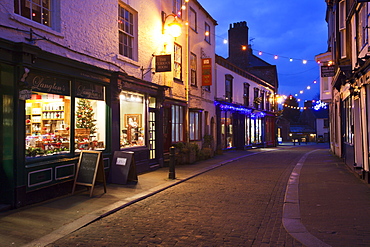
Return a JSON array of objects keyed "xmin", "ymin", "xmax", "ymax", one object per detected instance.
[{"xmin": 1, "ymin": 143, "xmax": 370, "ymax": 247}]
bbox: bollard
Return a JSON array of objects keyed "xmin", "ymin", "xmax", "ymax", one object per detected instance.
[{"xmin": 169, "ymin": 146, "xmax": 176, "ymax": 179}]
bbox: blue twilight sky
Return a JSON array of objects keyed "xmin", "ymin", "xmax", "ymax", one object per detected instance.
[{"xmin": 199, "ymin": 0, "xmax": 328, "ymax": 106}]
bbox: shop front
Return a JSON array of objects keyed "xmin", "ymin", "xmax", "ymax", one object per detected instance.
[
  {"xmin": 216, "ymin": 101, "xmax": 252, "ymax": 150},
  {"xmin": 112, "ymin": 73, "xmax": 166, "ymax": 173},
  {"xmin": 215, "ymin": 101, "xmax": 274, "ymax": 150},
  {"xmin": 1, "ymin": 40, "xmax": 166, "ymax": 209},
  {"xmin": 0, "ymin": 40, "xmax": 112, "ymax": 208}
]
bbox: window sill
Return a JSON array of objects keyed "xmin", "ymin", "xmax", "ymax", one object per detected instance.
[
  {"xmin": 174, "ymin": 78, "xmax": 183, "ymax": 84},
  {"xmin": 9, "ymin": 13, "xmax": 63, "ymax": 38},
  {"xmin": 116, "ymin": 54, "xmax": 139, "ymax": 67}
]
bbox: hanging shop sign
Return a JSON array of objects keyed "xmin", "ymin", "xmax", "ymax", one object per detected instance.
[
  {"xmin": 26, "ymin": 72, "xmax": 70, "ymax": 95},
  {"xmin": 321, "ymin": 65, "xmax": 335, "ymax": 77},
  {"xmin": 155, "ymin": 55, "xmax": 172, "ymax": 72},
  {"xmin": 76, "ymin": 80, "xmax": 105, "ymax": 101},
  {"xmin": 202, "ymin": 58, "xmax": 212, "ymax": 86}
]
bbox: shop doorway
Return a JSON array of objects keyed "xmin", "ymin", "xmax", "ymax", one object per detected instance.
[{"xmin": 149, "ymin": 109, "xmax": 156, "ymax": 159}]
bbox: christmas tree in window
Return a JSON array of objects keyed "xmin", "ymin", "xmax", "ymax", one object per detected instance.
[{"xmin": 76, "ymin": 99, "xmax": 97, "ymax": 135}]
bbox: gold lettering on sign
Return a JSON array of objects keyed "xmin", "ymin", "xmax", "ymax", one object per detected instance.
[{"xmin": 32, "ymin": 76, "xmax": 65, "ymax": 92}]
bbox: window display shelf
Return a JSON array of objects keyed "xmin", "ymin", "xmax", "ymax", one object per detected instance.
[{"xmin": 26, "ymin": 100, "xmax": 67, "ymax": 138}]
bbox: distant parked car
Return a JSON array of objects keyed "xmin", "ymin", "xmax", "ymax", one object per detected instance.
[{"xmin": 317, "ymin": 135, "xmax": 324, "ymax": 143}]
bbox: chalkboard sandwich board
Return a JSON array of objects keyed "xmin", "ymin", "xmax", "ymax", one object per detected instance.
[{"xmin": 72, "ymin": 150, "xmax": 107, "ymax": 197}]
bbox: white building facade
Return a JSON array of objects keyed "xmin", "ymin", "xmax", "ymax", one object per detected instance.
[
  {"xmin": 322, "ymin": 0, "xmax": 370, "ymax": 182},
  {"xmin": 215, "ymin": 56, "xmax": 277, "ymax": 149},
  {"xmin": 0, "ymin": 0, "xmax": 217, "ymax": 208}
]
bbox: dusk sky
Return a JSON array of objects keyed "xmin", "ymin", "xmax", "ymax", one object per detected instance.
[{"xmin": 199, "ymin": 0, "xmax": 328, "ymax": 106}]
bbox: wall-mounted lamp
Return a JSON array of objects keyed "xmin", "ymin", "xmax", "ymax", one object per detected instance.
[{"xmin": 162, "ymin": 11, "xmax": 182, "ymax": 38}]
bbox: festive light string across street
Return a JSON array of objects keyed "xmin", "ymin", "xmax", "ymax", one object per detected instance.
[{"xmin": 177, "ymin": 0, "xmax": 321, "ymax": 110}]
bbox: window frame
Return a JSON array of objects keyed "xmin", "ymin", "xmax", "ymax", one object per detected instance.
[
  {"xmin": 172, "ymin": 105, "xmax": 184, "ymax": 143},
  {"xmin": 189, "ymin": 7, "xmax": 197, "ymax": 32},
  {"xmin": 205, "ymin": 22, "xmax": 211, "ymax": 44},
  {"xmin": 339, "ymin": 0, "xmax": 346, "ymax": 58},
  {"xmin": 118, "ymin": 4, "xmax": 135, "ymax": 60},
  {"xmin": 173, "ymin": 0, "xmax": 182, "ymax": 16},
  {"xmin": 14, "ymin": 0, "xmax": 51, "ymax": 27},
  {"xmin": 357, "ymin": 4, "xmax": 368, "ymax": 50},
  {"xmin": 225, "ymin": 74, "xmax": 233, "ymax": 103},
  {"xmin": 174, "ymin": 43, "xmax": 182, "ymax": 81},
  {"xmin": 343, "ymin": 96, "xmax": 353, "ymax": 144},
  {"xmin": 260, "ymin": 91, "xmax": 265, "ymax": 110},
  {"xmin": 190, "ymin": 53, "xmax": 197, "ymax": 86},
  {"xmin": 253, "ymin": 88, "xmax": 260, "ymax": 109},
  {"xmin": 243, "ymin": 83, "xmax": 250, "ymax": 106},
  {"xmin": 189, "ymin": 110, "xmax": 202, "ymax": 141}
]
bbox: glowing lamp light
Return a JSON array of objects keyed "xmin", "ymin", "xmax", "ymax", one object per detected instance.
[
  {"xmin": 276, "ymin": 96, "xmax": 283, "ymax": 104},
  {"xmin": 302, "ymin": 60, "xmax": 307, "ymax": 64},
  {"xmin": 205, "ymin": 31, "xmax": 210, "ymax": 36},
  {"xmin": 274, "ymin": 55, "xmax": 278, "ymax": 59},
  {"xmin": 162, "ymin": 12, "xmax": 182, "ymax": 38},
  {"xmin": 181, "ymin": 5, "xmax": 186, "ymax": 10},
  {"xmin": 289, "ymin": 58, "xmax": 293, "ymax": 62},
  {"xmin": 300, "ymin": 90, "xmax": 304, "ymax": 94},
  {"xmin": 307, "ymin": 86, "xmax": 311, "ymax": 90},
  {"xmin": 258, "ymin": 51, "xmax": 263, "ymax": 55},
  {"xmin": 223, "ymin": 39, "xmax": 228, "ymax": 44},
  {"xmin": 313, "ymin": 80, "xmax": 317, "ymax": 84},
  {"xmin": 167, "ymin": 19, "xmax": 182, "ymax": 37},
  {"xmin": 242, "ymin": 45, "xmax": 247, "ymax": 50}
]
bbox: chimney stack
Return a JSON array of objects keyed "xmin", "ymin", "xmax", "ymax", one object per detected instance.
[{"xmin": 228, "ymin": 21, "xmax": 250, "ymax": 66}]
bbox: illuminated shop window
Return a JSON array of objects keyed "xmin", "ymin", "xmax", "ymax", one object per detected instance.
[
  {"xmin": 25, "ymin": 92, "xmax": 71, "ymax": 157},
  {"xmin": 25, "ymin": 77, "xmax": 106, "ymax": 158},
  {"xmin": 74, "ymin": 98, "xmax": 106, "ymax": 152},
  {"xmin": 120, "ymin": 91, "xmax": 146, "ymax": 148},
  {"xmin": 221, "ymin": 111, "xmax": 233, "ymax": 149}
]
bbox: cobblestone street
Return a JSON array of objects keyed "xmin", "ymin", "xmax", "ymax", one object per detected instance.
[{"xmin": 48, "ymin": 147, "xmax": 307, "ymax": 246}]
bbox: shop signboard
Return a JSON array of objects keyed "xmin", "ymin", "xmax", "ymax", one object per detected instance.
[
  {"xmin": 155, "ymin": 55, "xmax": 172, "ymax": 72},
  {"xmin": 75, "ymin": 80, "xmax": 105, "ymax": 100},
  {"xmin": 26, "ymin": 72, "xmax": 70, "ymax": 95},
  {"xmin": 321, "ymin": 66, "xmax": 335, "ymax": 77},
  {"xmin": 202, "ymin": 58, "xmax": 212, "ymax": 86}
]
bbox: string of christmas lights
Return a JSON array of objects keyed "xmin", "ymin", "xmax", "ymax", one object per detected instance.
[{"xmin": 176, "ymin": 1, "xmax": 321, "ymax": 110}]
